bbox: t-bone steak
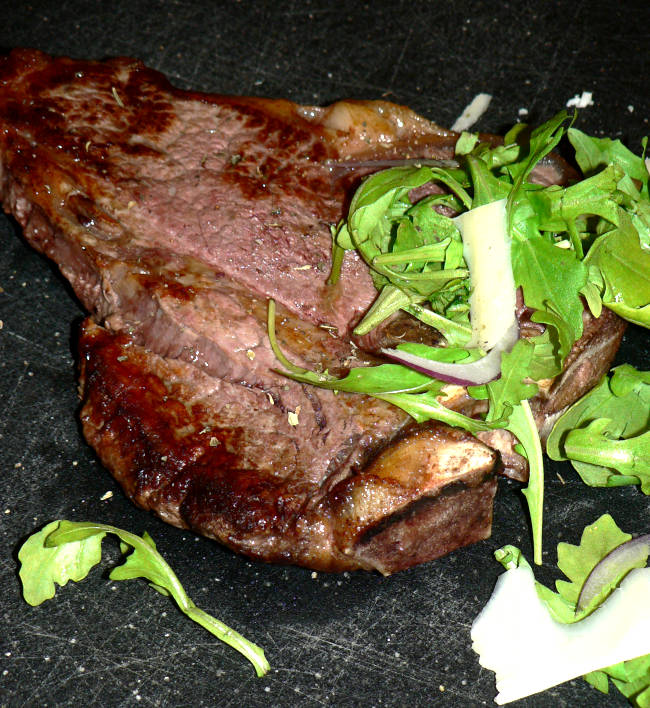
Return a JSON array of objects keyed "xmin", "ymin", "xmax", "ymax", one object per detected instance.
[{"xmin": 0, "ymin": 49, "xmax": 626, "ymax": 573}]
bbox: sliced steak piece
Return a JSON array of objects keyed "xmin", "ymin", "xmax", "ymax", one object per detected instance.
[
  {"xmin": 79, "ymin": 319, "xmax": 497, "ymax": 573},
  {"xmin": 0, "ymin": 49, "xmax": 625, "ymax": 571}
]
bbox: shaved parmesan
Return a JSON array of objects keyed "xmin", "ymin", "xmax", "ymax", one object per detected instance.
[
  {"xmin": 451, "ymin": 93, "xmax": 492, "ymax": 132},
  {"xmin": 471, "ymin": 564, "xmax": 650, "ymax": 704},
  {"xmin": 454, "ymin": 198, "xmax": 517, "ymax": 351},
  {"xmin": 566, "ymin": 91, "xmax": 594, "ymax": 109}
]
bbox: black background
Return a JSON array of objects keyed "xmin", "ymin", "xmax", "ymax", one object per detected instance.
[{"xmin": 1, "ymin": 2, "xmax": 649, "ymax": 706}]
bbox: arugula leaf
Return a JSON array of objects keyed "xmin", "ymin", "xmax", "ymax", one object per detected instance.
[
  {"xmin": 568, "ymin": 128, "xmax": 650, "ymax": 190},
  {"xmin": 581, "ymin": 271, "xmax": 604, "ymax": 319},
  {"xmin": 512, "ymin": 514, "xmax": 649, "ymax": 626},
  {"xmin": 610, "ymin": 363, "xmax": 650, "ymax": 395},
  {"xmin": 374, "ymin": 388, "xmax": 499, "ymax": 432},
  {"xmin": 564, "ymin": 129, "xmax": 650, "ymax": 328},
  {"xmin": 550, "ymin": 514, "xmax": 637, "ymax": 617},
  {"xmin": 465, "ymin": 154, "xmax": 511, "ymax": 207},
  {"xmin": 525, "ymin": 164, "xmax": 623, "ymax": 257},
  {"xmin": 511, "ymin": 400, "xmax": 546, "ymax": 566},
  {"xmin": 507, "ymin": 110, "xmax": 571, "ymax": 188},
  {"xmin": 331, "ymin": 163, "xmax": 478, "ymax": 335},
  {"xmin": 18, "ymin": 520, "xmax": 105, "ymax": 605},
  {"xmin": 585, "ymin": 218, "xmax": 650, "ymax": 328},
  {"xmin": 529, "ymin": 306, "xmax": 575, "ymax": 377},
  {"xmin": 351, "ymin": 284, "xmax": 417, "ymax": 336},
  {"xmin": 404, "ymin": 302, "xmax": 472, "ymax": 345},
  {"xmin": 469, "ymin": 339, "xmax": 545, "ymax": 564},
  {"xmin": 585, "ymin": 655, "xmax": 650, "ymax": 707},
  {"xmin": 510, "ymin": 235, "xmax": 587, "ymax": 343},
  {"xmin": 347, "ymin": 165, "xmax": 437, "ymax": 272},
  {"xmin": 455, "ymin": 341, "xmax": 545, "ymax": 563},
  {"xmin": 482, "ymin": 338, "xmax": 538, "ymax": 421},
  {"xmin": 18, "ymin": 520, "xmax": 270, "ymax": 677},
  {"xmin": 546, "ymin": 515, "xmax": 650, "ymax": 704},
  {"xmin": 563, "ymin": 423, "xmax": 650, "ymax": 493},
  {"xmin": 547, "ymin": 365, "xmax": 650, "ymax": 493}
]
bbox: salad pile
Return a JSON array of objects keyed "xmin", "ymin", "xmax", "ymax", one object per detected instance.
[{"xmin": 270, "ymin": 110, "xmax": 650, "ymax": 565}]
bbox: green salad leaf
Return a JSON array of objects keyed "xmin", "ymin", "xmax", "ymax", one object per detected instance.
[
  {"xmin": 585, "ymin": 219, "xmax": 650, "ymax": 328},
  {"xmin": 510, "ymin": 234, "xmax": 587, "ymax": 343},
  {"xmin": 531, "ymin": 514, "xmax": 640, "ymax": 622},
  {"xmin": 585, "ymin": 655, "xmax": 650, "ymax": 708},
  {"xmin": 477, "ymin": 338, "xmax": 545, "ymax": 563},
  {"xmin": 18, "ymin": 520, "xmax": 105, "ymax": 605},
  {"xmin": 18, "ymin": 520, "xmax": 270, "ymax": 677},
  {"xmin": 509, "ymin": 400, "xmax": 546, "ymax": 565},
  {"xmin": 329, "ymin": 111, "xmax": 649, "ymax": 342},
  {"xmin": 547, "ymin": 365, "xmax": 650, "ymax": 493},
  {"xmin": 568, "ymin": 129, "xmax": 649, "ymax": 192}
]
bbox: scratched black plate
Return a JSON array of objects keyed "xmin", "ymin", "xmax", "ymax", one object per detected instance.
[{"xmin": 1, "ymin": 2, "xmax": 649, "ymax": 706}]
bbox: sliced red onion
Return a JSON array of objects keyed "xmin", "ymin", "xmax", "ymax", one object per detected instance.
[
  {"xmin": 380, "ymin": 320, "xmax": 519, "ymax": 386},
  {"xmin": 577, "ymin": 533, "xmax": 650, "ymax": 613}
]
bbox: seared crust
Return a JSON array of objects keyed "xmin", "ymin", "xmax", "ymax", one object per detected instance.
[{"xmin": 79, "ymin": 320, "xmax": 497, "ymax": 572}]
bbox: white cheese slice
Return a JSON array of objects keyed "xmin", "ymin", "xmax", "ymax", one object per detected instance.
[
  {"xmin": 471, "ymin": 564, "xmax": 650, "ymax": 704},
  {"xmin": 566, "ymin": 91, "xmax": 594, "ymax": 109},
  {"xmin": 451, "ymin": 93, "xmax": 493, "ymax": 132},
  {"xmin": 454, "ymin": 198, "xmax": 517, "ymax": 350}
]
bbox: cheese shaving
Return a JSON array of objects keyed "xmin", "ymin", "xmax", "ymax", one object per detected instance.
[
  {"xmin": 451, "ymin": 93, "xmax": 492, "ymax": 132},
  {"xmin": 454, "ymin": 198, "xmax": 516, "ymax": 350},
  {"xmin": 471, "ymin": 565, "xmax": 650, "ymax": 704},
  {"xmin": 566, "ymin": 91, "xmax": 594, "ymax": 109}
]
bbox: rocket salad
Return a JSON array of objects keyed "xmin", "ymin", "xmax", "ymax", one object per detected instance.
[{"xmin": 270, "ymin": 110, "xmax": 650, "ymax": 565}]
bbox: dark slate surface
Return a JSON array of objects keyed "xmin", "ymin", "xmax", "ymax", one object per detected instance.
[{"xmin": 1, "ymin": 1, "xmax": 649, "ymax": 706}]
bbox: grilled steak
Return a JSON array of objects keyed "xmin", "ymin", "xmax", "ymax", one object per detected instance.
[{"xmin": 0, "ymin": 49, "xmax": 625, "ymax": 572}]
